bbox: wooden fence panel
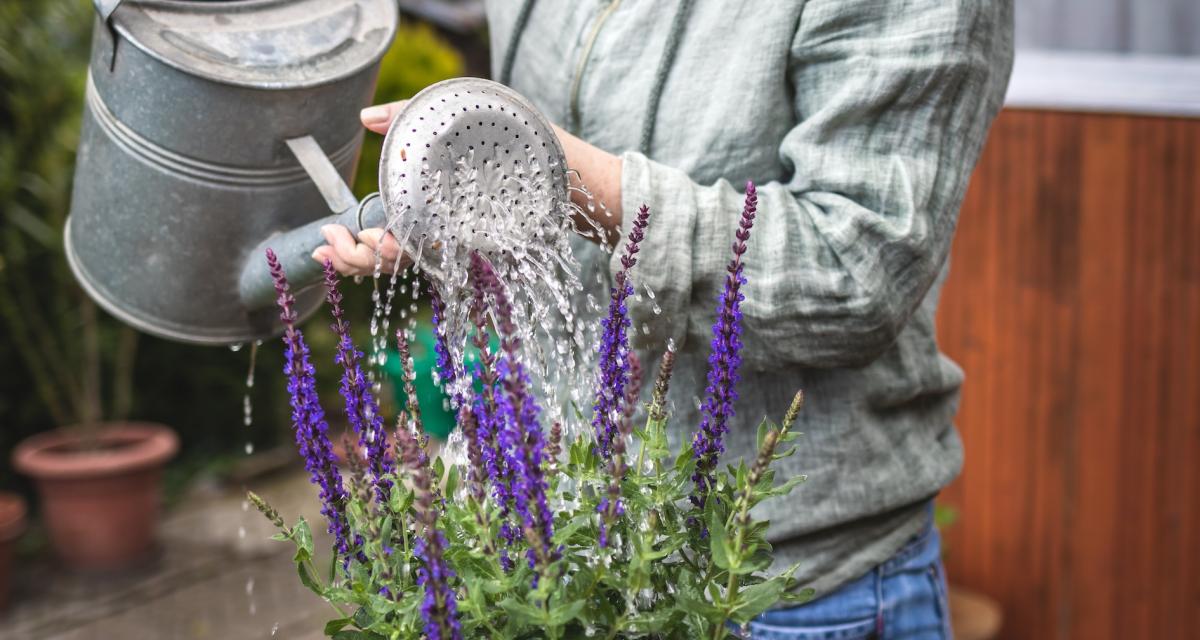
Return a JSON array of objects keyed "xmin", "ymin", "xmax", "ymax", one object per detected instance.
[{"xmin": 936, "ymin": 109, "xmax": 1200, "ymax": 640}]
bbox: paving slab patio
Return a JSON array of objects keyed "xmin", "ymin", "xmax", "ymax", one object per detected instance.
[{"xmin": 0, "ymin": 464, "xmax": 337, "ymax": 640}]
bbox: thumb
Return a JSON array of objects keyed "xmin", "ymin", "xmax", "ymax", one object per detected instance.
[{"xmin": 360, "ymin": 101, "xmax": 407, "ymax": 135}]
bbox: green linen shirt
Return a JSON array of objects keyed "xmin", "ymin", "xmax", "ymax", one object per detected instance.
[{"xmin": 485, "ymin": 0, "xmax": 1014, "ymax": 597}]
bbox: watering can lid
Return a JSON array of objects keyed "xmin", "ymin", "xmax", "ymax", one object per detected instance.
[{"xmin": 108, "ymin": 0, "xmax": 398, "ymax": 90}]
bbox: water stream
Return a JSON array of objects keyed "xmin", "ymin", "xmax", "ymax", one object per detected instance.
[{"xmin": 365, "ymin": 146, "xmax": 618, "ymax": 464}]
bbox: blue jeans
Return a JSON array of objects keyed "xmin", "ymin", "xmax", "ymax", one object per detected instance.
[{"xmin": 748, "ymin": 512, "xmax": 951, "ymax": 639}]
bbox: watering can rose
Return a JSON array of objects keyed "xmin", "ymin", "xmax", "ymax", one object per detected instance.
[{"xmin": 250, "ymin": 183, "xmax": 813, "ymax": 639}]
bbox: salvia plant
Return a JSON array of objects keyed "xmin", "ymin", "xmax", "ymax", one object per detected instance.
[{"xmin": 250, "ymin": 182, "xmax": 813, "ymax": 639}]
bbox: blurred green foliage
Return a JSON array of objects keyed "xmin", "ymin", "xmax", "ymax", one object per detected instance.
[
  {"xmin": 0, "ymin": 0, "xmax": 115, "ymax": 470},
  {"xmin": 0, "ymin": 3, "xmax": 464, "ymax": 498}
]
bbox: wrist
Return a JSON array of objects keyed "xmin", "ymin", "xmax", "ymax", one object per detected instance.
[{"xmin": 552, "ymin": 125, "xmax": 624, "ymax": 245}]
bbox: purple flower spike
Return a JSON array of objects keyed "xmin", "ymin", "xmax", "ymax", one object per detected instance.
[
  {"xmin": 470, "ymin": 253, "xmax": 556, "ymax": 574},
  {"xmin": 497, "ymin": 357, "xmax": 555, "ymax": 571},
  {"xmin": 466, "ymin": 280, "xmax": 514, "ymax": 562},
  {"xmin": 267, "ymin": 250, "xmax": 350, "ymax": 556},
  {"xmin": 620, "ymin": 351, "xmax": 644, "ymax": 436},
  {"xmin": 396, "ymin": 418, "xmax": 462, "ymax": 640},
  {"xmin": 323, "ymin": 260, "xmax": 393, "ymax": 505},
  {"xmin": 593, "ymin": 204, "xmax": 651, "ymax": 459},
  {"xmin": 690, "ymin": 182, "xmax": 757, "ymax": 508},
  {"xmin": 429, "ymin": 289, "xmax": 459, "ymax": 394}
]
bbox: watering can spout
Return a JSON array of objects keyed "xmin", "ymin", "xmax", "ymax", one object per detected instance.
[
  {"xmin": 237, "ymin": 192, "xmax": 387, "ymax": 312},
  {"xmin": 236, "ymin": 135, "xmax": 388, "ymax": 312}
]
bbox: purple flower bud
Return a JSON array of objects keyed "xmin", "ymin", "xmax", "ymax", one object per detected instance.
[
  {"xmin": 429, "ymin": 289, "xmax": 458, "ymax": 392},
  {"xmin": 649, "ymin": 345, "xmax": 676, "ymax": 423},
  {"xmin": 620, "ymin": 351, "xmax": 644, "ymax": 435}
]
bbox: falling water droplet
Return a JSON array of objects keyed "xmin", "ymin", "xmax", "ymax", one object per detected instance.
[{"xmin": 244, "ymin": 442, "xmax": 254, "ymax": 455}]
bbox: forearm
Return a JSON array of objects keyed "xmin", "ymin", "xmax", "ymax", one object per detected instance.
[{"xmin": 553, "ymin": 125, "xmax": 623, "ymax": 246}]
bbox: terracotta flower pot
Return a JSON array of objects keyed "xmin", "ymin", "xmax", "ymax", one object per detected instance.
[
  {"xmin": 13, "ymin": 422, "xmax": 178, "ymax": 571},
  {"xmin": 949, "ymin": 584, "xmax": 1003, "ymax": 640},
  {"xmin": 0, "ymin": 492, "xmax": 26, "ymax": 610}
]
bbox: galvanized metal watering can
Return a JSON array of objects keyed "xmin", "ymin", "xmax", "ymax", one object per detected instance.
[
  {"xmin": 67, "ymin": 0, "xmax": 568, "ymax": 346},
  {"xmin": 66, "ymin": 0, "xmax": 398, "ymax": 345}
]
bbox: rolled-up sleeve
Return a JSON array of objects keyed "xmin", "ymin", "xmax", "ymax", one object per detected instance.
[{"xmin": 614, "ymin": 0, "xmax": 1013, "ymax": 369}]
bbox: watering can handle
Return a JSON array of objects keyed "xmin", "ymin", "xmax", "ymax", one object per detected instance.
[
  {"xmin": 94, "ymin": 0, "xmax": 123, "ymax": 24},
  {"xmin": 238, "ymin": 135, "xmax": 381, "ymax": 312},
  {"xmin": 286, "ymin": 136, "xmax": 360, "ymax": 214},
  {"xmin": 93, "ymin": 0, "xmax": 124, "ymax": 70}
]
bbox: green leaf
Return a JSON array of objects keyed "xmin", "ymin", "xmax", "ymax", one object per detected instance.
[
  {"xmin": 732, "ymin": 547, "xmax": 773, "ymax": 575},
  {"xmin": 389, "ymin": 485, "xmax": 414, "ymax": 514},
  {"xmin": 546, "ymin": 599, "xmax": 585, "ymax": 626},
  {"xmin": 445, "ymin": 463, "xmax": 460, "ymax": 498},
  {"xmin": 323, "ymin": 617, "xmax": 352, "ymax": 635},
  {"xmin": 499, "ymin": 598, "xmax": 543, "ymax": 627},
  {"xmin": 708, "ymin": 509, "xmax": 732, "ymax": 570},
  {"xmin": 779, "ymin": 587, "xmax": 817, "ymax": 605},
  {"xmin": 730, "ymin": 578, "xmax": 785, "ymax": 624},
  {"xmin": 552, "ymin": 513, "xmax": 592, "ymax": 545},
  {"xmin": 763, "ymin": 474, "xmax": 807, "ymax": 498},
  {"xmin": 297, "ymin": 561, "xmax": 322, "ymax": 595},
  {"xmin": 433, "ymin": 456, "xmax": 446, "ymax": 483},
  {"xmin": 293, "ymin": 517, "xmax": 315, "ymax": 561},
  {"xmin": 626, "ymin": 608, "xmax": 680, "ymax": 633},
  {"xmin": 352, "ymin": 606, "xmax": 374, "ymax": 629},
  {"xmin": 674, "ymin": 443, "xmax": 696, "ymax": 472},
  {"xmin": 331, "ymin": 631, "xmax": 377, "ymax": 640}
]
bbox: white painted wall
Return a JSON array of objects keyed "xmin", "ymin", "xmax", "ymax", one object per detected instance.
[{"xmin": 1016, "ymin": 0, "xmax": 1199, "ymax": 56}]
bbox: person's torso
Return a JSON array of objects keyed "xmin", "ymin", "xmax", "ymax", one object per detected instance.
[{"xmin": 483, "ymin": 0, "xmax": 969, "ymax": 594}]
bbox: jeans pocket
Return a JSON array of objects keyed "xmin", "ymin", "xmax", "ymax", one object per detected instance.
[{"xmin": 747, "ymin": 616, "xmax": 878, "ymax": 640}]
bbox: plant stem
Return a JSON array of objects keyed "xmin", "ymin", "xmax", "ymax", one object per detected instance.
[
  {"xmin": 399, "ymin": 519, "xmax": 410, "ymax": 589},
  {"xmin": 604, "ymin": 615, "xmax": 625, "ymax": 640},
  {"xmin": 80, "ymin": 296, "xmax": 102, "ymax": 441},
  {"xmin": 634, "ymin": 421, "xmax": 649, "ymax": 476},
  {"xmin": 111, "ymin": 326, "xmax": 138, "ymax": 420}
]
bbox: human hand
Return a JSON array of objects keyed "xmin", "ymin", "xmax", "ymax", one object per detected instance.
[
  {"xmin": 360, "ymin": 100, "xmax": 409, "ymax": 135},
  {"xmin": 351, "ymin": 96, "xmax": 624, "ymax": 258},
  {"xmin": 313, "ymin": 101, "xmax": 415, "ymax": 276},
  {"xmin": 312, "ymin": 225, "xmax": 408, "ymax": 277}
]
